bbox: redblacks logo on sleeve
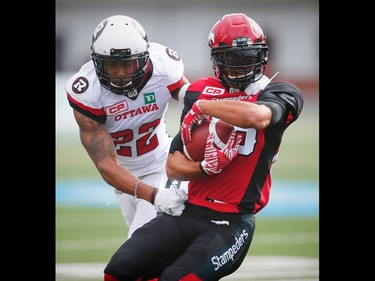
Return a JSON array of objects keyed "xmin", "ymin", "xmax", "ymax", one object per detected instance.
[
  {"xmin": 165, "ymin": 48, "xmax": 180, "ymax": 61},
  {"xmin": 72, "ymin": 77, "xmax": 89, "ymax": 94}
]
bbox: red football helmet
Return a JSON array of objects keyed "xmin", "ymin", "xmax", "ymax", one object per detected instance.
[{"xmin": 208, "ymin": 13, "xmax": 268, "ymax": 90}]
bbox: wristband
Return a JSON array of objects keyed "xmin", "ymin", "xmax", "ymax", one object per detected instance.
[
  {"xmin": 134, "ymin": 180, "xmax": 142, "ymax": 198},
  {"xmin": 150, "ymin": 188, "xmax": 157, "ymax": 205}
]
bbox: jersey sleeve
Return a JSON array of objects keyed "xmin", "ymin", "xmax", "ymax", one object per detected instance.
[
  {"xmin": 148, "ymin": 42, "xmax": 185, "ymax": 94},
  {"xmin": 65, "ymin": 62, "xmax": 107, "ymax": 124},
  {"xmin": 256, "ymin": 81, "xmax": 303, "ymax": 127}
]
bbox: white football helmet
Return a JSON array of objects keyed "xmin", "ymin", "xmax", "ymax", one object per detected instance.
[{"xmin": 91, "ymin": 15, "xmax": 150, "ymax": 98}]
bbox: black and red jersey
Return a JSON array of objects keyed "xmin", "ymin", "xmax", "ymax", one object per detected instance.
[{"xmin": 170, "ymin": 75, "xmax": 303, "ymax": 215}]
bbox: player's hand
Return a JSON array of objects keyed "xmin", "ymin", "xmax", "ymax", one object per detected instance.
[
  {"xmin": 181, "ymin": 100, "xmax": 211, "ymax": 145},
  {"xmin": 154, "ymin": 188, "xmax": 189, "ymax": 216},
  {"xmin": 200, "ymin": 130, "xmax": 242, "ymax": 176}
]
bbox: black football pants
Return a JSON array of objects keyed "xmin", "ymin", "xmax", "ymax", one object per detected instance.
[{"xmin": 104, "ymin": 203, "xmax": 255, "ymax": 281}]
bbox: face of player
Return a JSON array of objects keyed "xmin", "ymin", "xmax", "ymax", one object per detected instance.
[
  {"xmin": 215, "ymin": 49, "xmax": 259, "ymax": 79},
  {"xmin": 224, "ymin": 66, "xmax": 255, "ymax": 79},
  {"xmin": 103, "ymin": 59, "xmax": 138, "ymax": 88}
]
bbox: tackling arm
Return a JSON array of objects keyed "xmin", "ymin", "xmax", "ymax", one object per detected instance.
[{"xmin": 73, "ymin": 109, "xmax": 156, "ymax": 203}]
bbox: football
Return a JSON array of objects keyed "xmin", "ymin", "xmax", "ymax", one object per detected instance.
[{"xmin": 183, "ymin": 117, "xmax": 234, "ymax": 161}]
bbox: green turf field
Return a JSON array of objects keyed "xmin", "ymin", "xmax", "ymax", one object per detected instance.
[{"xmin": 56, "ymin": 206, "xmax": 319, "ymax": 263}]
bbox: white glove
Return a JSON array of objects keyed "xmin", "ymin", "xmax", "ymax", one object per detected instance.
[{"xmin": 154, "ymin": 188, "xmax": 188, "ymax": 216}]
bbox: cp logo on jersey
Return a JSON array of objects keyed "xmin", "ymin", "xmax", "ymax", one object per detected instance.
[
  {"xmin": 202, "ymin": 86, "xmax": 225, "ymax": 96},
  {"xmin": 105, "ymin": 100, "xmax": 129, "ymax": 116}
]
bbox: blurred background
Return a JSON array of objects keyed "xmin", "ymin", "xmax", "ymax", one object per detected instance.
[
  {"xmin": 56, "ymin": 1, "xmax": 319, "ymax": 280},
  {"xmin": 56, "ymin": 0, "xmax": 318, "ymax": 87}
]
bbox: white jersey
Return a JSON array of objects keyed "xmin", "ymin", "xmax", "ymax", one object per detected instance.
[{"xmin": 66, "ymin": 42, "xmax": 184, "ymax": 177}]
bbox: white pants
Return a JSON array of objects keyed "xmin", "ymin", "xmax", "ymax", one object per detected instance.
[{"xmin": 114, "ymin": 172, "xmax": 189, "ymax": 239}]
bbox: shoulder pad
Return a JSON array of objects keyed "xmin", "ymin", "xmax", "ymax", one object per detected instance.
[{"xmin": 259, "ymin": 81, "xmax": 303, "ymax": 121}]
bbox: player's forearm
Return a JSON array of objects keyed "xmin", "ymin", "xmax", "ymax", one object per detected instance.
[
  {"xmin": 166, "ymin": 151, "xmax": 206, "ymax": 180},
  {"xmin": 98, "ymin": 160, "xmax": 157, "ymax": 203},
  {"xmin": 198, "ymin": 99, "xmax": 271, "ymax": 129}
]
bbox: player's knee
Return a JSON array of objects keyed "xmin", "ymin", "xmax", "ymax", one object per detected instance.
[{"xmin": 104, "ymin": 252, "xmax": 138, "ymax": 280}]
